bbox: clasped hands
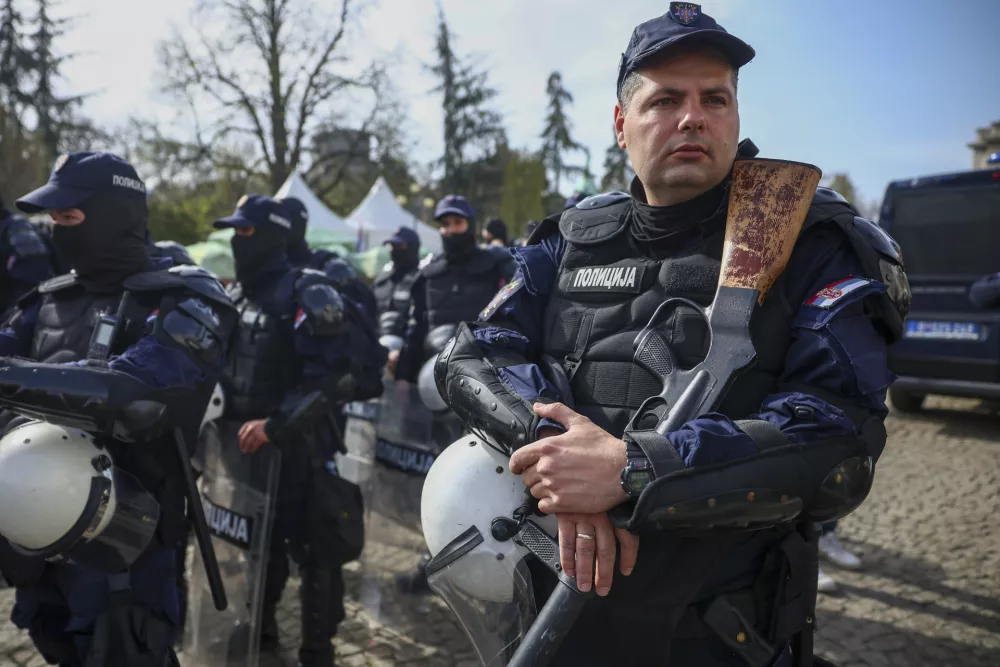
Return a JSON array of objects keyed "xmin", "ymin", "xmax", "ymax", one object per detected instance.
[{"xmin": 509, "ymin": 402, "xmax": 640, "ymax": 598}]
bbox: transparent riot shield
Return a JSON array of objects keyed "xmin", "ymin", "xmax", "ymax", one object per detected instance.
[
  {"xmin": 357, "ymin": 379, "xmax": 463, "ymax": 630},
  {"xmin": 181, "ymin": 420, "xmax": 280, "ymax": 667},
  {"xmin": 336, "ymin": 399, "xmax": 379, "ymax": 487}
]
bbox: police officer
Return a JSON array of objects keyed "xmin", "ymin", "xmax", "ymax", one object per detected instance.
[
  {"xmin": 391, "ymin": 194, "xmax": 515, "ymax": 381},
  {"xmin": 215, "ymin": 194, "xmax": 384, "ymax": 667},
  {"xmin": 0, "ymin": 151, "xmax": 237, "ymax": 666},
  {"xmin": 371, "ymin": 225, "xmax": 422, "ymax": 349},
  {"xmin": 433, "ymin": 5, "xmax": 908, "ymax": 666},
  {"xmin": 281, "ymin": 196, "xmax": 379, "ymax": 322},
  {"xmin": 0, "ymin": 195, "xmax": 54, "ymax": 318}
]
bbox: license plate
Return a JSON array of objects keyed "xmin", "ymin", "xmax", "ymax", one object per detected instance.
[{"xmin": 904, "ymin": 320, "xmax": 982, "ymax": 341}]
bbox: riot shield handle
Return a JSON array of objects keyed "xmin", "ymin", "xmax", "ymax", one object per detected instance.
[
  {"xmin": 174, "ymin": 427, "xmax": 227, "ymax": 611},
  {"xmin": 509, "ymin": 521, "xmax": 593, "ymax": 667}
]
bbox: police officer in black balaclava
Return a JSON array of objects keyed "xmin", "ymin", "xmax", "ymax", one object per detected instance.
[
  {"xmin": 0, "ymin": 151, "xmax": 237, "ymax": 667},
  {"xmin": 280, "ymin": 196, "xmax": 379, "ymax": 323},
  {"xmin": 372, "ymin": 225, "xmax": 421, "ymax": 348},
  {"xmin": 389, "ymin": 195, "xmax": 515, "ymax": 381},
  {"xmin": 216, "ymin": 194, "xmax": 384, "ymax": 667}
]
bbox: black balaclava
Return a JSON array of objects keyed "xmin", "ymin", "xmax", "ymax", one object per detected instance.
[
  {"xmin": 287, "ymin": 213, "xmax": 311, "ymax": 266},
  {"xmin": 442, "ymin": 219, "xmax": 477, "ymax": 258},
  {"xmin": 390, "ymin": 244, "xmax": 419, "ymax": 273},
  {"xmin": 53, "ymin": 190, "xmax": 151, "ymax": 293},
  {"xmin": 231, "ymin": 223, "xmax": 289, "ymax": 293}
]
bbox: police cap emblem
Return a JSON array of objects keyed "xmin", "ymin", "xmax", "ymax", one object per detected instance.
[
  {"xmin": 53, "ymin": 153, "xmax": 69, "ymax": 173},
  {"xmin": 237, "ymin": 194, "xmax": 249, "ymax": 208},
  {"xmin": 669, "ymin": 2, "xmax": 701, "ymax": 25}
]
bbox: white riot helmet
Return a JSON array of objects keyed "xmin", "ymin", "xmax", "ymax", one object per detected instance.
[
  {"xmin": 0, "ymin": 421, "xmax": 160, "ymax": 572},
  {"xmin": 200, "ymin": 382, "xmax": 226, "ymax": 429},
  {"xmin": 417, "ymin": 354, "xmax": 449, "ymax": 412},
  {"xmin": 421, "ymin": 434, "xmax": 557, "ymax": 665}
]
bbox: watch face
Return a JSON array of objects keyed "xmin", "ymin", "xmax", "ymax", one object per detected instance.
[{"xmin": 627, "ymin": 469, "xmax": 654, "ymax": 494}]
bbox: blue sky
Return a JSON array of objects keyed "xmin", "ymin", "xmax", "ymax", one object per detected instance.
[{"xmin": 64, "ymin": 0, "xmax": 999, "ymax": 206}]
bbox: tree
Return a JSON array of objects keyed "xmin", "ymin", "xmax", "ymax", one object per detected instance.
[
  {"xmin": 824, "ymin": 173, "xmax": 858, "ymax": 206},
  {"xmin": 30, "ymin": 0, "xmax": 91, "ymax": 167},
  {"xmin": 430, "ymin": 7, "xmax": 505, "ymax": 195},
  {"xmin": 500, "ymin": 150, "xmax": 546, "ymax": 239},
  {"xmin": 161, "ymin": 0, "xmax": 386, "ymax": 193},
  {"xmin": 0, "ymin": 0, "xmax": 32, "ymax": 118},
  {"xmin": 600, "ymin": 132, "xmax": 634, "ymax": 191},
  {"xmin": 540, "ymin": 71, "xmax": 587, "ymax": 196}
]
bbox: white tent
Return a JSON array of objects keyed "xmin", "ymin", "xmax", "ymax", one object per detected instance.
[
  {"xmin": 346, "ymin": 177, "xmax": 441, "ymax": 253},
  {"xmin": 273, "ymin": 172, "xmax": 354, "ymax": 239}
]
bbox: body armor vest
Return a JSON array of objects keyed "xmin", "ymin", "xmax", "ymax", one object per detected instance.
[
  {"xmin": 224, "ymin": 280, "xmax": 299, "ymax": 420},
  {"xmin": 31, "ymin": 279, "xmax": 154, "ymax": 363},
  {"xmin": 542, "ymin": 199, "xmax": 793, "ymax": 438},
  {"xmin": 422, "ymin": 249, "xmax": 506, "ymax": 331},
  {"xmin": 538, "ymin": 194, "xmax": 858, "ymax": 660},
  {"xmin": 373, "ymin": 268, "xmax": 418, "ymax": 337}
]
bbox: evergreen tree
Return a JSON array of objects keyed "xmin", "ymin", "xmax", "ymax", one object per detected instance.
[
  {"xmin": 430, "ymin": 7, "xmax": 505, "ymax": 195},
  {"xmin": 0, "ymin": 0, "xmax": 33, "ymax": 117},
  {"xmin": 600, "ymin": 131, "xmax": 634, "ymax": 192},
  {"xmin": 539, "ymin": 71, "xmax": 585, "ymax": 195},
  {"xmin": 30, "ymin": 0, "xmax": 86, "ymax": 166}
]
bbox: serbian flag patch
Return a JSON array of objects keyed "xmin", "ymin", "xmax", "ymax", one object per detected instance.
[
  {"xmin": 805, "ymin": 277, "xmax": 871, "ymax": 309},
  {"xmin": 294, "ymin": 308, "xmax": 307, "ymax": 329}
]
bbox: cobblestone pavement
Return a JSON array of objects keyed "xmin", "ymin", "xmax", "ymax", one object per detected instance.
[{"xmin": 1, "ymin": 397, "xmax": 998, "ymax": 666}]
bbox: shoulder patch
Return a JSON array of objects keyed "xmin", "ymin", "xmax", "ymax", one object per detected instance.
[
  {"xmin": 478, "ymin": 278, "xmax": 522, "ymax": 321},
  {"xmin": 805, "ymin": 277, "xmax": 871, "ymax": 309}
]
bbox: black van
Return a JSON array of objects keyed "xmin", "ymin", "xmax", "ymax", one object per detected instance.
[{"xmin": 878, "ymin": 166, "xmax": 1000, "ymax": 411}]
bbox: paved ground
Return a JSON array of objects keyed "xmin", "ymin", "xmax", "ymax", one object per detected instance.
[{"xmin": 1, "ymin": 396, "xmax": 998, "ymax": 666}]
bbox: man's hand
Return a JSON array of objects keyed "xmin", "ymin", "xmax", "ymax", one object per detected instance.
[
  {"xmin": 510, "ymin": 402, "xmax": 628, "ymax": 514},
  {"xmin": 386, "ymin": 349, "xmax": 400, "ymax": 377},
  {"xmin": 557, "ymin": 512, "xmax": 638, "ymax": 596},
  {"xmin": 238, "ymin": 419, "xmax": 270, "ymax": 453}
]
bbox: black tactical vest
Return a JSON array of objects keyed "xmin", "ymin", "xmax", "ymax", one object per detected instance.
[
  {"xmin": 421, "ymin": 248, "xmax": 508, "ymax": 330},
  {"xmin": 542, "ymin": 195, "xmax": 794, "ymax": 438},
  {"xmin": 30, "ymin": 276, "xmax": 155, "ymax": 363},
  {"xmin": 373, "ymin": 268, "xmax": 418, "ymax": 338},
  {"xmin": 224, "ymin": 279, "xmax": 300, "ymax": 420}
]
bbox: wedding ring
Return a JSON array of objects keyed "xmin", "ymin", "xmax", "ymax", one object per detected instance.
[{"xmin": 576, "ymin": 533, "xmax": 595, "ymax": 540}]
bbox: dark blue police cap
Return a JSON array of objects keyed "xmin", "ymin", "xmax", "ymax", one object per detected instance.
[
  {"xmin": 16, "ymin": 151, "xmax": 147, "ymax": 214},
  {"xmin": 434, "ymin": 195, "xmax": 475, "ymax": 222},
  {"xmin": 617, "ymin": 3, "xmax": 755, "ymax": 99},
  {"xmin": 213, "ymin": 194, "xmax": 292, "ymax": 232},
  {"xmin": 279, "ymin": 196, "xmax": 309, "ymax": 226},
  {"xmin": 383, "ymin": 226, "xmax": 420, "ymax": 247}
]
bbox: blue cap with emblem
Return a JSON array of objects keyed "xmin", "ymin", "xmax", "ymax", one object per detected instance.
[
  {"xmin": 213, "ymin": 194, "xmax": 293, "ymax": 232},
  {"xmin": 433, "ymin": 195, "xmax": 476, "ymax": 223},
  {"xmin": 16, "ymin": 151, "xmax": 147, "ymax": 214},
  {"xmin": 383, "ymin": 226, "xmax": 420, "ymax": 247},
  {"xmin": 617, "ymin": 2, "xmax": 755, "ymax": 99}
]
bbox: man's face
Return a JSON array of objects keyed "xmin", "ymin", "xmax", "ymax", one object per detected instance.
[
  {"xmin": 49, "ymin": 208, "xmax": 85, "ymax": 226},
  {"xmin": 615, "ymin": 48, "xmax": 739, "ymax": 204},
  {"xmin": 234, "ymin": 226, "xmax": 256, "ymax": 237},
  {"xmin": 438, "ymin": 214, "xmax": 469, "ymax": 237}
]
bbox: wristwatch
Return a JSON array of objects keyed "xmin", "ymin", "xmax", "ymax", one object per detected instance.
[{"xmin": 620, "ymin": 439, "xmax": 655, "ymax": 499}]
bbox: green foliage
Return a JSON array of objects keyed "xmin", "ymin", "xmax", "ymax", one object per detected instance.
[
  {"xmin": 600, "ymin": 132, "xmax": 634, "ymax": 192},
  {"xmin": 500, "ymin": 150, "xmax": 546, "ymax": 239},
  {"xmin": 431, "ymin": 7, "xmax": 506, "ymax": 195},
  {"xmin": 825, "ymin": 173, "xmax": 858, "ymax": 206}
]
